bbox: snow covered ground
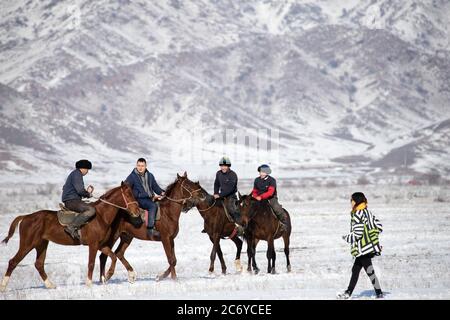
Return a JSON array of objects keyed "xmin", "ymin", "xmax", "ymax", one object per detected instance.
[{"xmin": 0, "ymin": 185, "xmax": 449, "ymax": 300}]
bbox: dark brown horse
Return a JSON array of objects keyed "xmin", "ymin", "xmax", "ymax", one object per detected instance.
[
  {"xmin": 238, "ymin": 193, "xmax": 292, "ymax": 274},
  {"xmin": 0, "ymin": 182, "xmax": 141, "ymax": 292},
  {"xmin": 98, "ymin": 172, "xmax": 205, "ymax": 283},
  {"xmin": 193, "ymin": 187, "xmax": 243, "ymax": 274}
]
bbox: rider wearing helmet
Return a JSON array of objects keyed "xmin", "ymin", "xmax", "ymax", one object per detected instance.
[
  {"xmin": 251, "ymin": 164, "xmax": 287, "ymax": 226},
  {"xmin": 212, "ymin": 156, "xmax": 243, "ymax": 230}
]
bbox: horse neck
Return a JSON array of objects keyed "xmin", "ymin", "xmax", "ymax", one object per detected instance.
[
  {"xmin": 96, "ymin": 189, "xmax": 122, "ymax": 226},
  {"xmin": 195, "ymin": 193, "xmax": 214, "ymax": 217},
  {"xmin": 161, "ymin": 183, "xmax": 184, "ymax": 222}
]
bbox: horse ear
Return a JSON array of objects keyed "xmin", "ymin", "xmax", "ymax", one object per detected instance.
[
  {"xmin": 238, "ymin": 191, "xmax": 242, "ymax": 200},
  {"xmin": 121, "ymin": 181, "xmax": 124, "ymax": 186},
  {"xmin": 177, "ymin": 173, "xmax": 181, "ymax": 179},
  {"xmin": 183, "ymin": 171, "xmax": 187, "ymax": 177}
]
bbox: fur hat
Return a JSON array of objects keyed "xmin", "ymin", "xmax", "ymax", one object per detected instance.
[{"xmin": 76, "ymin": 159, "xmax": 92, "ymax": 170}]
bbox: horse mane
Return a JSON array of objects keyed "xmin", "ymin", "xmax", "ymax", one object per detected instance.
[
  {"xmin": 92, "ymin": 185, "xmax": 120, "ymax": 206},
  {"xmin": 164, "ymin": 178, "xmax": 179, "ymax": 197}
]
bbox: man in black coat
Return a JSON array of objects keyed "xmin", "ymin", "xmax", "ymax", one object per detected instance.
[
  {"xmin": 125, "ymin": 158, "xmax": 165, "ymax": 237},
  {"xmin": 213, "ymin": 156, "xmax": 241, "ymax": 225},
  {"xmin": 61, "ymin": 159, "xmax": 96, "ymax": 239}
]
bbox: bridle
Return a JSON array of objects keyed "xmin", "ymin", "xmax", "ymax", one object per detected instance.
[
  {"xmin": 93, "ymin": 187, "xmax": 140, "ymax": 217},
  {"xmin": 197, "ymin": 197, "xmax": 217, "ymax": 212},
  {"xmin": 164, "ymin": 179, "xmax": 203, "ymax": 205}
]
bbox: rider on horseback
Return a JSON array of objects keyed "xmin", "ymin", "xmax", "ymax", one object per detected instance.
[
  {"xmin": 61, "ymin": 160, "xmax": 96, "ymax": 240},
  {"xmin": 251, "ymin": 164, "xmax": 287, "ymax": 227},
  {"xmin": 210, "ymin": 157, "xmax": 243, "ymax": 234},
  {"xmin": 125, "ymin": 158, "xmax": 165, "ymax": 238}
]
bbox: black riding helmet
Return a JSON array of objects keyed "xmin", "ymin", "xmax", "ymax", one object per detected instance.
[{"xmin": 219, "ymin": 156, "xmax": 231, "ymax": 167}]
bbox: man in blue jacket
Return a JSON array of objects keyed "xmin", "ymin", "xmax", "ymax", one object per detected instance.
[
  {"xmin": 62, "ymin": 159, "xmax": 96, "ymax": 240},
  {"xmin": 126, "ymin": 158, "xmax": 165, "ymax": 237}
]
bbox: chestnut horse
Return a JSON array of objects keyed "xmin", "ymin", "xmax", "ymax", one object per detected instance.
[
  {"xmin": 98, "ymin": 172, "xmax": 205, "ymax": 283},
  {"xmin": 0, "ymin": 182, "xmax": 141, "ymax": 292},
  {"xmin": 193, "ymin": 187, "xmax": 243, "ymax": 274},
  {"xmin": 238, "ymin": 193, "xmax": 292, "ymax": 274}
]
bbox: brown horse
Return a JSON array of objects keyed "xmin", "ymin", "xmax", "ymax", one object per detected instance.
[
  {"xmin": 238, "ymin": 193, "xmax": 292, "ymax": 274},
  {"xmin": 98, "ymin": 172, "xmax": 205, "ymax": 283},
  {"xmin": 0, "ymin": 182, "xmax": 141, "ymax": 292},
  {"xmin": 193, "ymin": 187, "xmax": 243, "ymax": 274}
]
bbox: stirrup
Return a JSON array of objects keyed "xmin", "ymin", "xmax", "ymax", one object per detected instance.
[
  {"xmin": 147, "ymin": 228, "xmax": 160, "ymax": 238},
  {"xmin": 64, "ymin": 226, "xmax": 80, "ymax": 240}
]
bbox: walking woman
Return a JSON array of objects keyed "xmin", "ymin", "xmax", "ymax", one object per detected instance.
[{"xmin": 337, "ymin": 192, "xmax": 384, "ymax": 299}]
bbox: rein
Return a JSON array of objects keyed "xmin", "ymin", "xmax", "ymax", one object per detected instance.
[
  {"xmin": 92, "ymin": 188, "xmax": 139, "ymax": 216},
  {"xmin": 197, "ymin": 198, "xmax": 217, "ymax": 212},
  {"xmin": 164, "ymin": 179, "xmax": 202, "ymax": 205}
]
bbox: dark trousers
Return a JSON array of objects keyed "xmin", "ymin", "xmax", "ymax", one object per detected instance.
[
  {"xmin": 64, "ymin": 199, "xmax": 96, "ymax": 217},
  {"xmin": 224, "ymin": 195, "xmax": 240, "ymax": 223},
  {"xmin": 347, "ymin": 253, "xmax": 382, "ymax": 295},
  {"xmin": 268, "ymin": 196, "xmax": 284, "ymax": 220},
  {"xmin": 138, "ymin": 198, "xmax": 157, "ymax": 229}
]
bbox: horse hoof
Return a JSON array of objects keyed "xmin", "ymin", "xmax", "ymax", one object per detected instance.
[
  {"xmin": 1, "ymin": 276, "xmax": 10, "ymax": 292},
  {"xmin": 128, "ymin": 271, "xmax": 137, "ymax": 284},
  {"xmin": 287, "ymin": 265, "xmax": 292, "ymax": 273},
  {"xmin": 254, "ymin": 269, "xmax": 260, "ymax": 275},
  {"xmin": 44, "ymin": 278, "xmax": 57, "ymax": 289},
  {"xmin": 271, "ymin": 269, "xmax": 276, "ymax": 275},
  {"xmin": 101, "ymin": 276, "xmax": 107, "ymax": 285},
  {"xmin": 86, "ymin": 278, "xmax": 93, "ymax": 287},
  {"xmin": 234, "ymin": 260, "xmax": 243, "ymax": 272}
]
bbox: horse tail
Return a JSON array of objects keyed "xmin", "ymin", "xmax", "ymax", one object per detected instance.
[{"xmin": 2, "ymin": 215, "xmax": 26, "ymax": 244}]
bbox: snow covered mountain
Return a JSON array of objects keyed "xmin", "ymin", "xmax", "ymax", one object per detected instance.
[{"xmin": 1, "ymin": 0, "xmax": 449, "ymax": 185}]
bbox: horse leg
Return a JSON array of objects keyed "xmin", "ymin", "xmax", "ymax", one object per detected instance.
[
  {"xmin": 34, "ymin": 240, "xmax": 56, "ymax": 289},
  {"xmin": 99, "ymin": 252, "xmax": 108, "ymax": 283},
  {"xmin": 112, "ymin": 236, "xmax": 136, "ymax": 283},
  {"xmin": 100, "ymin": 247, "xmax": 117, "ymax": 284},
  {"xmin": 216, "ymin": 242, "xmax": 227, "ymax": 275},
  {"xmin": 283, "ymin": 233, "xmax": 291, "ymax": 272},
  {"xmin": 252, "ymin": 240, "xmax": 260, "ymax": 274},
  {"xmin": 86, "ymin": 246, "xmax": 97, "ymax": 287},
  {"xmin": 169, "ymin": 237, "xmax": 177, "ymax": 279},
  {"xmin": 156, "ymin": 236, "xmax": 175, "ymax": 281},
  {"xmin": 231, "ymin": 236, "xmax": 243, "ymax": 272},
  {"xmin": 1, "ymin": 243, "xmax": 34, "ymax": 292},
  {"xmin": 209, "ymin": 235, "xmax": 219, "ymax": 274},
  {"xmin": 267, "ymin": 237, "xmax": 276, "ymax": 274},
  {"xmin": 246, "ymin": 237, "xmax": 253, "ymax": 272}
]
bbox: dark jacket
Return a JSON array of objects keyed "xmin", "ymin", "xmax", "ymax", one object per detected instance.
[
  {"xmin": 125, "ymin": 169, "xmax": 164, "ymax": 200},
  {"xmin": 62, "ymin": 169, "xmax": 91, "ymax": 202},
  {"xmin": 252, "ymin": 175, "xmax": 277, "ymax": 199},
  {"xmin": 214, "ymin": 169, "xmax": 238, "ymax": 198}
]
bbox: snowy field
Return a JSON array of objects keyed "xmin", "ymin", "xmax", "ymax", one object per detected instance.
[{"xmin": 0, "ymin": 184, "xmax": 450, "ymax": 300}]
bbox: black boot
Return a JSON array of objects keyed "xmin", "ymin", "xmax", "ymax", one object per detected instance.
[
  {"xmin": 147, "ymin": 210, "xmax": 160, "ymax": 238},
  {"xmin": 64, "ymin": 225, "xmax": 80, "ymax": 240},
  {"xmin": 64, "ymin": 213, "xmax": 91, "ymax": 240},
  {"xmin": 276, "ymin": 213, "xmax": 287, "ymax": 231},
  {"xmin": 375, "ymin": 289, "xmax": 384, "ymax": 299}
]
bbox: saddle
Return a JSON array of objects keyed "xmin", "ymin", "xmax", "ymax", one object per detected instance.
[
  {"xmin": 57, "ymin": 203, "xmax": 82, "ymax": 227},
  {"xmin": 140, "ymin": 202, "xmax": 161, "ymax": 226}
]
